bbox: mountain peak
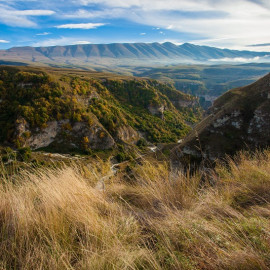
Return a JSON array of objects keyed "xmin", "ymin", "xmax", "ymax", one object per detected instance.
[
  {"xmin": 180, "ymin": 43, "xmax": 196, "ymax": 47},
  {"xmin": 162, "ymin": 41, "xmax": 175, "ymax": 45}
]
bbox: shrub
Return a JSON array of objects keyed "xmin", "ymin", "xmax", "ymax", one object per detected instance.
[
  {"xmin": 17, "ymin": 147, "xmax": 32, "ymax": 162},
  {"xmin": 137, "ymin": 138, "xmax": 147, "ymax": 148},
  {"xmin": 115, "ymin": 152, "xmax": 131, "ymax": 162}
]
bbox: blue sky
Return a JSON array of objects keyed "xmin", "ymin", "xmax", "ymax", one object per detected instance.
[{"xmin": 0, "ymin": 0, "xmax": 270, "ymax": 51}]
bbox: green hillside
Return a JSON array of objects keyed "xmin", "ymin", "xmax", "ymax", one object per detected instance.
[
  {"xmin": 136, "ymin": 63, "xmax": 270, "ymax": 102},
  {"xmin": 0, "ymin": 66, "xmax": 201, "ymax": 153}
]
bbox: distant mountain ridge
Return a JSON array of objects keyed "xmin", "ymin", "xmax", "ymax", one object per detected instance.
[{"xmin": 0, "ymin": 42, "xmax": 269, "ymax": 67}]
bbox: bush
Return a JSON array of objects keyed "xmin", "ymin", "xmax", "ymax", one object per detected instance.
[
  {"xmin": 1, "ymin": 147, "xmax": 17, "ymax": 162},
  {"xmin": 115, "ymin": 152, "xmax": 131, "ymax": 162},
  {"xmin": 18, "ymin": 147, "xmax": 32, "ymax": 162},
  {"xmin": 136, "ymin": 138, "xmax": 147, "ymax": 148}
]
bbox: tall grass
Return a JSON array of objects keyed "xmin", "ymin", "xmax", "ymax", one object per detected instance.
[{"xmin": 1, "ymin": 151, "xmax": 270, "ymax": 269}]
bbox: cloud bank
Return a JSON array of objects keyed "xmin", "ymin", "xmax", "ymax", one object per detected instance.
[
  {"xmin": 56, "ymin": 23, "xmax": 106, "ymax": 29},
  {"xmin": 72, "ymin": 0, "xmax": 270, "ymax": 49},
  {"xmin": 0, "ymin": 0, "xmax": 269, "ymax": 50},
  {"xmin": 0, "ymin": 3, "xmax": 55, "ymax": 27}
]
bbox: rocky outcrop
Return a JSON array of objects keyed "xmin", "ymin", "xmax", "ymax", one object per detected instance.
[
  {"xmin": 15, "ymin": 117, "xmax": 29, "ymax": 136},
  {"xmin": 171, "ymin": 73, "xmax": 270, "ymax": 165},
  {"xmin": 28, "ymin": 120, "xmax": 66, "ymax": 149},
  {"xmin": 15, "ymin": 118, "xmax": 115, "ymax": 151},
  {"xmin": 116, "ymin": 126, "xmax": 140, "ymax": 144},
  {"xmin": 72, "ymin": 122, "xmax": 115, "ymax": 150},
  {"xmin": 148, "ymin": 104, "xmax": 165, "ymax": 119},
  {"xmin": 174, "ymin": 99, "xmax": 197, "ymax": 108},
  {"xmin": 76, "ymin": 91, "xmax": 101, "ymax": 106},
  {"xmin": 247, "ymin": 103, "xmax": 270, "ymax": 146}
]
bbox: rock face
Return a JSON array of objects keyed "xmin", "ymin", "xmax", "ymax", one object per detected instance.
[
  {"xmin": 116, "ymin": 126, "xmax": 140, "ymax": 144},
  {"xmin": 27, "ymin": 121, "xmax": 63, "ymax": 149},
  {"xmin": 247, "ymin": 103, "xmax": 270, "ymax": 146},
  {"xmin": 173, "ymin": 99, "xmax": 197, "ymax": 108},
  {"xmin": 172, "ymin": 73, "xmax": 270, "ymax": 165},
  {"xmin": 15, "ymin": 118, "xmax": 115, "ymax": 151},
  {"xmin": 72, "ymin": 122, "xmax": 115, "ymax": 150},
  {"xmin": 148, "ymin": 104, "xmax": 165, "ymax": 118}
]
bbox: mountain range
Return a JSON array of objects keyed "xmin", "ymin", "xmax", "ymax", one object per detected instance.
[{"xmin": 0, "ymin": 42, "xmax": 269, "ymax": 68}]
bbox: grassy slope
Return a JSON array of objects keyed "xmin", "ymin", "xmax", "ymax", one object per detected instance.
[{"xmin": 1, "ymin": 150, "xmax": 270, "ymax": 269}]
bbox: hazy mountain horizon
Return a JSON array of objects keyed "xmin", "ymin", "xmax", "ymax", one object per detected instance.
[{"xmin": 1, "ymin": 42, "xmax": 270, "ymax": 68}]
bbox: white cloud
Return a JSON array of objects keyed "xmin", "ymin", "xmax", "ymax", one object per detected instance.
[
  {"xmin": 140, "ymin": 32, "xmax": 146, "ymax": 35},
  {"xmin": 76, "ymin": 0, "xmax": 216, "ymax": 10},
  {"xmin": 71, "ymin": 0, "xmax": 270, "ymax": 50},
  {"xmin": 56, "ymin": 22, "xmax": 106, "ymax": 29},
  {"xmin": 209, "ymin": 55, "xmax": 270, "ymax": 63},
  {"xmin": 36, "ymin": 32, "xmax": 51, "ymax": 36},
  {"xmin": 0, "ymin": 3, "xmax": 55, "ymax": 27},
  {"xmin": 12, "ymin": 10, "xmax": 55, "ymax": 16},
  {"xmin": 166, "ymin": 25, "xmax": 174, "ymax": 30},
  {"xmin": 64, "ymin": 8, "xmax": 124, "ymax": 19},
  {"xmin": 76, "ymin": 40, "xmax": 92, "ymax": 44},
  {"xmin": 0, "ymin": 39, "xmax": 9, "ymax": 43}
]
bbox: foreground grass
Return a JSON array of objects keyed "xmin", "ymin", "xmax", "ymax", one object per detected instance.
[{"xmin": 1, "ymin": 151, "xmax": 270, "ymax": 269}]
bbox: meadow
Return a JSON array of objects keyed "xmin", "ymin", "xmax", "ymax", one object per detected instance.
[{"xmin": 0, "ymin": 150, "xmax": 270, "ymax": 269}]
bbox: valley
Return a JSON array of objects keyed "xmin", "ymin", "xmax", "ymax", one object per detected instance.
[
  {"xmin": 1, "ymin": 42, "xmax": 270, "ymax": 110},
  {"xmin": 1, "ymin": 63, "xmax": 270, "ymax": 270},
  {"xmin": 0, "ymin": 66, "xmax": 201, "ymax": 161},
  {"xmin": 2, "ymin": 0, "xmax": 270, "ymax": 268},
  {"xmin": 134, "ymin": 63, "xmax": 270, "ymax": 105}
]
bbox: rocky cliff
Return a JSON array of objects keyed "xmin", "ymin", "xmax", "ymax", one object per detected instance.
[
  {"xmin": 172, "ymin": 73, "xmax": 270, "ymax": 165},
  {"xmin": 15, "ymin": 118, "xmax": 115, "ymax": 151}
]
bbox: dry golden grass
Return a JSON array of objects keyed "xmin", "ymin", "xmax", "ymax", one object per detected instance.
[{"xmin": 1, "ymin": 151, "xmax": 270, "ymax": 269}]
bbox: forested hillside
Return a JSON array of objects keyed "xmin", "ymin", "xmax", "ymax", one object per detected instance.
[
  {"xmin": 0, "ymin": 66, "xmax": 201, "ymax": 153},
  {"xmin": 136, "ymin": 63, "xmax": 270, "ymax": 103}
]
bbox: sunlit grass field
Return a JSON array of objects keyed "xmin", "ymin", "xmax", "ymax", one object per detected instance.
[{"xmin": 1, "ymin": 150, "xmax": 270, "ymax": 269}]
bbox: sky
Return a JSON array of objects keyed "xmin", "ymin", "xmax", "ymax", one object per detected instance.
[{"xmin": 0, "ymin": 0, "xmax": 270, "ymax": 51}]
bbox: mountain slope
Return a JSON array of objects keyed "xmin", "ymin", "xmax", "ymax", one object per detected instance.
[
  {"xmin": 0, "ymin": 42, "xmax": 269, "ymax": 67},
  {"xmin": 172, "ymin": 73, "xmax": 270, "ymax": 164},
  {"xmin": 0, "ymin": 66, "xmax": 200, "ymax": 153},
  {"xmin": 136, "ymin": 63, "xmax": 270, "ymax": 102}
]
